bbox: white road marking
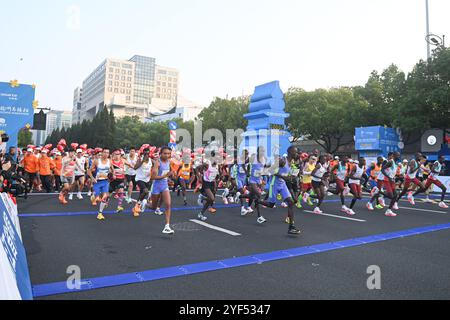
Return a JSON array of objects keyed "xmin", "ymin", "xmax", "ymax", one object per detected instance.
[
  {"xmin": 304, "ymin": 210, "xmax": 366, "ymax": 222},
  {"xmin": 398, "ymin": 207, "xmax": 446, "ymax": 214},
  {"xmin": 190, "ymin": 219, "xmax": 242, "ymax": 236}
]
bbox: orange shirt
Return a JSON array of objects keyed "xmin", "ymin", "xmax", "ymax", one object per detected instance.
[
  {"xmin": 170, "ymin": 159, "xmax": 181, "ymax": 174},
  {"xmin": 53, "ymin": 157, "xmax": 62, "ymax": 176},
  {"xmin": 22, "ymin": 154, "xmax": 39, "ymax": 174},
  {"xmin": 38, "ymin": 156, "xmax": 54, "ymax": 176}
]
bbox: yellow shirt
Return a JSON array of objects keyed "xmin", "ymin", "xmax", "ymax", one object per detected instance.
[{"xmin": 302, "ymin": 163, "xmax": 316, "ymax": 184}]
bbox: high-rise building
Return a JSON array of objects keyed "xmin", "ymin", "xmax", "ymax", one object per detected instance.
[
  {"xmin": 73, "ymin": 55, "xmax": 179, "ymax": 124},
  {"xmin": 72, "ymin": 87, "xmax": 83, "ymax": 125},
  {"xmin": 32, "ymin": 110, "xmax": 73, "ymax": 145}
]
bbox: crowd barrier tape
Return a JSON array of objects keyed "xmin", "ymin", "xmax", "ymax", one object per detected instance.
[{"xmin": 0, "ymin": 193, "xmax": 33, "ymax": 300}]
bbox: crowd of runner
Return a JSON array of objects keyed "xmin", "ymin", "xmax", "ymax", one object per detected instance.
[{"xmin": 2, "ymin": 139, "xmax": 448, "ymax": 236}]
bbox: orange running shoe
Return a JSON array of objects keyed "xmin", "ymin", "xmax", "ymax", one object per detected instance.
[
  {"xmin": 133, "ymin": 205, "xmax": 141, "ymax": 217},
  {"xmin": 208, "ymin": 207, "xmax": 217, "ymax": 214}
]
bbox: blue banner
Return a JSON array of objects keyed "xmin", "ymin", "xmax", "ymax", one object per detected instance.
[
  {"xmin": 0, "ymin": 194, "xmax": 33, "ymax": 300},
  {"xmin": 355, "ymin": 126, "xmax": 400, "ymax": 156},
  {"xmin": 0, "ymin": 81, "xmax": 35, "ymax": 151}
]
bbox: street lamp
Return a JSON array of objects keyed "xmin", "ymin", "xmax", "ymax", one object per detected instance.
[{"xmin": 425, "ymin": 0, "xmax": 446, "ymax": 60}]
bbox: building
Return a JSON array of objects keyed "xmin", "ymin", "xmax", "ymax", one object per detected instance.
[
  {"xmin": 73, "ymin": 55, "xmax": 179, "ymax": 124},
  {"xmin": 72, "ymin": 87, "xmax": 83, "ymax": 125},
  {"xmin": 32, "ymin": 110, "xmax": 73, "ymax": 146}
]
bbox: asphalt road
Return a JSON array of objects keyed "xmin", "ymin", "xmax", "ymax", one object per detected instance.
[{"xmin": 17, "ymin": 191, "xmax": 450, "ymax": 300}]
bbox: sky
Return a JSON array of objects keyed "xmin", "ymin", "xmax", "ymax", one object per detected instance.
[{"xmin": 1, "ymin": 0, "xmax": 449, "ymax": 111}]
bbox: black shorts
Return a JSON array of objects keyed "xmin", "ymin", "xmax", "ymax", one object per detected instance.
[
  {"xmin": 312, "ymin": 180, "xmax": 323, "ymax": 189},
  {"xmin": 126, "ymin": 175, "xmax": 136, "ymax": 184},
  {"xmin": 75, "ymin": 175, "xmax": 85, "ymax": 181},
  {"xmin": 136, "ymin": 180, "xmax": 151, "ymax": 193},
  {"xmin": 286, "ymin": 178, "xmax": 299, "ymax": 194},
  {"xmin": 202, "ymin": 181, "xmax": 216, "ymax": 193},
  {"xmin": 109, "ymin": 179, "xmax": 125, "ymax": 193}
]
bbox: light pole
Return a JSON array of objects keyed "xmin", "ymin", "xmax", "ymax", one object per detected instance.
[{"xmin": 426, "ymin": 0, "xmax": 431, "ymax": 60}]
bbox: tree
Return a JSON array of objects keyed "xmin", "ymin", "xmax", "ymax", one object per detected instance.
[
  {"xmin": 18, "ymin": 129, "xmax": 33, "ymax": 147},
  {"xmin": 285, "ymin": 87, "xmax": 369, "ymax": 154}
]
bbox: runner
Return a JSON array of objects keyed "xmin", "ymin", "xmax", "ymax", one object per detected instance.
[
  {"xmin": 419, "ymin": 156, "xmax": 448, "ymax": 209},
  {"xmin": 71, "ymin": 149, "xmax": 87, "ymax": 200},
  {"xmin": 346, "ymin": 158, "xmax": 366, "ymax": 215},
  {"xmin": 88, "ymin": 149, "xmax": 112, "ymax": 221},
  {"xmin": 124, "ymin": 147, "xmax": 138, "ymax": 204},
  {"xmin": 132, "ymin": 146, "xmax": 153, "ymax": 217},
  {"xmin": 311, "ymin": 155, "xmax": 328, "ymax": 214},
  {"xmin": 380, "ymin": 152, "xmax": 401, "ymax": 217},
  {"xmin": 329, "ymin": 155, "xmax": 351, "ymax": 214},
  {"xmin": 178, "ymin": 156, "xmax": 192, "ymax": 206},
  {"xmin": 301, "ymin": 155, "xmax": 316, "ymax": 207},
  {"xmin": 149, "ymin": 146, "xmax": 175, "ymax": 234},
  {"xmin": 197, "ymin": 155, "xmax": 220, "ymax": 221},
  {"xmin": 110, "ymin": 150, "xmax": 131, "ymax": 213},
  {"xmin": 397, "ymin": 153, "xmax": 427, "ymax": 205},
  {"xmin": 59, "ymin": 150, "xmax": 77, "ymax": 205}
]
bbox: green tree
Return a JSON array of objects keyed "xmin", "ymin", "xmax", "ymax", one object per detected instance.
[{"xmin": 18, "ymin": 128, "xmax": 33, "ymax": 147}]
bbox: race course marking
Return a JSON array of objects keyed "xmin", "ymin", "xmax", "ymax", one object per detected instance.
[{"xmin": 190, "ymin": 219, "xmax": 242, "ymax": 236}]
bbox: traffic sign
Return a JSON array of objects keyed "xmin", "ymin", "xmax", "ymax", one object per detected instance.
[{"xmin": 168, "ymin": 121, "xmax": 178, "ymax": 130}]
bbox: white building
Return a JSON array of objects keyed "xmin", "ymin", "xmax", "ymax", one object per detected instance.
[{"xmin": 145, "ymin": 97, "xmax": 204, "ymax": 124}]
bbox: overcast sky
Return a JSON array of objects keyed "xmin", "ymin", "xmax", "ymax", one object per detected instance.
[{"xmin": 1, "ymin": 0, "xmax": 449, "ymax": 110}]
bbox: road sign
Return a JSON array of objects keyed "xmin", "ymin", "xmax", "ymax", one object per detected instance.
[{"xmin": 168, "ymin": 121, "xmax": 178, "ymax": 130}]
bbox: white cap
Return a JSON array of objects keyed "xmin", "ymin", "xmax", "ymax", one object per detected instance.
[
  {"xmin": 41, "ymin": 149, "xmax": 48, "ymax": 154},
  {"xmin": 334, "ymin": 156, "xmax": 340, "ymax": 160},
  {"xmin": 354, "ymin": 160, "xmax": 359, "ymax": 165},
  {"xmin": 27, "ymin": 148, "xmax": 33, "ymax": 152},
  {"xmin": 76, "ymin": 149, "xmax": 83, "ymax": 153},
  {"xmin": 349, "ymin": 159, "xmax": 354, "ymax": 163},
  {"xmin": 55, "ymin": 152, "xmax": 61, "ymax": 156}
]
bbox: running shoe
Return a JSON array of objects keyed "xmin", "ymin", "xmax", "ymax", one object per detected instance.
[
  {"xmin": 223, "ymin": 197, "xmax": 229, "ymax": 205},
  {"xmin": 228, "ymin": 197, "xmax": 234, "ymax": 203},
  {"xmin": 132, "ymin": 205, "xmax": 141, "ymax": 217},
  {"xmin": 313, "ymin": 207, "xmax": 323, "ymax": 214},
  {"xmin": 439, "ymin": 202, "xmax": 449, "ymax": 209},
  {"xmin": 208, "ymin": 207, "xmax": 217, "ymax": 214},
  {"xmin": 163, "ymin": 225, "xmax": 175, "ymax": 235},
  {"xmin": 77, "ymin": 193, "xmax": 83, "ymax": 200},
  {"xmin": 154, "ymin": 208, "xmax": 163, "ymax": 216},
  {"xmin": 87, "ymin": 190, "xmax": 92, "ymax": 197},
  {"xmin": 288, "ymin": 225, "xmax": 301, "ymax": 235},
  {"xmin": 423, "ymin": 197, "xmax": 435, "ymax": 204},
  {"xmin": 366, "ymin": 202, "xmax": 374, "ymax": 211},
  {"xmin": 234, "ymin": 192, "xmax": 241, "ymax": 204},
  {"xmin": 198, "ymin": 213, "xmax": 207, "ymax": 221},
  {"xmin": 97, "ymin": 213, "xmax": 106, "ymax": 220},
  {"xmin": 379, "ymin": 198, "xmax": 386, "ymax": 207},
  {"xmin": 281, "ymin": 202, "xmax": 288, "ymax": 208},
  {"xmin": 197, "ymin": 194, "xmax": 205, "ymax": 206},
  {"xmin": 246, "ymin": 207, "xmax": 254, "ymax": 214},
  {"xmin": 257, "ymin": 216, "xmax": 267, "ymax": 224},
  {"xmin": 116, "ymin": 206, "xmax": 124, "ymax": 213},
  {"xmin": 307, "ymin": 198, "xmax": 314, "ymax": 206},
  {"xmin": 408, "ymin": 195, "xmax": 415, "ymax": 205},
  {"xmin": 341, "ymin": 205, "xmax": 350, "ymax": 214},
  {"xmin": 346, "ymin": 209, "xmax": 356, "ymax": 216},
  {"xmin": 302, "ymin": 192, "xmax": 309, "ymax": 203},
  {"xmin": 385, "ymin": 209, "xmax": 397, "ymax": 217},
  {"xmin": 68, "ymin": 193, "xmax": 73, "ymax": 201},
  {"xmin": 125, "ymin": 197, "xmax": 132, "ymax": 204},
  {"xmin": 375, "ymin": 204, "xmax": 384, "ymax": 210},
  {"xmin": 392, "ymin": 202, "xmax": 399, "ymax": 210},
  {"xmin": 241, "ymin": 207, "xmax": 249, "ymax": 216},
  {"xmin": 296, "ymin": 201, "xmax": 302, "ymax": 209},
  {"xmin": 343, "ymin": 186, "xmax": 351, "ymax": 196},
  {"xmin": 285, "ymin": 217, "xmax": 293, "ymax": 224},
  {"xmin": 184, "ymin": 200, "xmax": 188, "ymax": 206}
]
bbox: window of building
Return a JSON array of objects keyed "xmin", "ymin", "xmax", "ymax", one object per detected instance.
[
  {"xmin": 168, "ymin": 83, "xmax": 172, "ymax": 88},
  {"xmin": 109, "ymin": 81, "xmax": 113, "ymax": 85},
  {"xmin": 162, "ymin": 82, "xmax": 166, "ymax": 87},
  {"xmin": 109, "ymin": 74, "xmax": 113, "ymax": 79},
  {"xmin": 114, "ymin": 88, "xmax": 118, "ymax": 93},
  {"xmin": 120, "ymin": 89, "xmax": 125, "ymax": 94},
  {"xmin": 127, "ymin": 83, "xmax": 131, "ymax": 88},
  {"xmin": 156, "ymin": 87, "xmax": 160, "ymax": 92},
  {"xmin": 127, "ymin": 77, "xmax": 132, "ymax": 81},
  {"xmin": 128, "ymin": 71, "xmax": 132, "ymax": 75},
  {"xmin": 116, "ymin": 69, "xmax": 120, "ymax": 73},
  {"xmin": 168, "ymin": 77, "xmax": 172, "ymax": 81},
  {"xmin": 173, "ymin": 84, "xmax": 177, "ymax": 89},
  {"xmin": 109, "ymin": 68, "xmax": 114, "ymax": 72},
  {"xmin": 126, "ymin": 96, "xmax": 131, "ymax": 101},
  {"xmin": 162, "ymin": 76, "xmax": 167, "ymax": 81},
  {"xmin": 168, "ymin": 89, "xmax": 171, "ymax": 94},
  {"xmin": 121, "ymin": 76, "xmax": 126, "ymax": 81},
  {"xmin": 121, "ymin": 82, "xmax": 125, "ymax": 87},
  {"xmin": 108, "ymin": 87, "xmax": 112, "ymax": 92},
  {"xmin": 156, "ymin": 94, "xmax": 161, "ymax": 98},
  {"xmin": 115, "ymin": 81, "xmax": 119, "ymax": 86},
  {"xmin": 115, "ymin": 75, "xmax": 120, "ymax": 80}
]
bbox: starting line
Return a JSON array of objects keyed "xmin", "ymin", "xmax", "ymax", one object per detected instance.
[{"xmin": 31, "ymin": 222, "xmax": 450, "ymax": 298}]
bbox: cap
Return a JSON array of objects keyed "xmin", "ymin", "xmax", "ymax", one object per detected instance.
[
  {"xmin": 403, "ymin": 159, "xmax": 408, "ymax": 163},
  {"xmin": 27, "ymin": 148, "xmax": 33, "ymax": 152},
  {"xmin": 76, "ymin": 149, "xmax": 83, "ymax": 153},
  {"xmin": 41, "ymin": 149, "xmax": 48, "ymax": 154},
  {"xmin": 334, "ymin": 156, "xmax": 340, "ymax": 160}
]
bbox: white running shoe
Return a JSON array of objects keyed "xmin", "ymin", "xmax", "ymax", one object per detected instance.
[
  {"xmin": 68, "ymin": 193, "xmax": 73, "ymax": 201},
  {"xmin": 341, "ymin": 205, "xmax": 350, "ymax": 213},
  {"xmin": 228, "ymin": 197, "xmax": 234, "ymax": 203},
  {"xmin": 198, "ymin": 213, "xmax": 207, "ymax": 221},
  {"xmin": 313, "ymin": 207, "xmax": 323, "ymax": 214},
  {"xmin": 197, "ymin": 194, "xmax": 205, "ymax": 206},
  {"xmin": 281, "ymin": 202, "xmax": 288, "ymax": 208},
  {"xmin": 154, "ymin": 208, "xmax": 163, "ymax": 216},
  {"xmin": 125, "ymin": 197, "xmax": 132, "ymax": 204},
  {"xmin": 246, "ymin": 207, "xmax": 254, "ymax": 214},
  {"xmin": 346, "ymin": 209, "xmax": 356, "ymax": 216},
  {"xmin": 162, "ymin": 225, "xmax": 175, "ymax": 235},
  {"xmin": 379, "ymin": 198, "xmax": 386, "ymax": 207},
  {"xmin": 408, "ymin": 195, "xmax": 415, "ymax": 205},
  {"xmin": 234, "ymin": 192, "xmax": 241, "ymax": 204},
  {"xmin": 366, "ymin": 202, "xmax": 374, "ymax": 211},
  {"xmin": 77, "ymin": 193, "xmax": 83, "ymax": 200},
  {"xmin": 423, "ymin": 197, "xmax": 434, "ymax": 203},
  {"xmin": 302, "ymin": 192, "xmax": 309, "ymax": 203},
  {"xmin": 385, "ymin": 209, "xmax": 397, "ymax": 217},
  {"xmin": 223, "ymin": 197, "xmax": 229, "ymax": 205},
  {"xmin": 241, "ymin": 207, "xmax": 249, "ymax": 216},
  {"xmin": 393, "ymin": 202, "xmax": 399, "ymax": 210},
  {"xmin": 439, "ymin": 202, "xmax": 449, "ymax": 209},
  {"xmin": 257, "ymin": 216, "xmax": 267, "ymax": 224},
  {"xmin": 87, "ymin": 190, "xmax": 92, "ymax": 197}
]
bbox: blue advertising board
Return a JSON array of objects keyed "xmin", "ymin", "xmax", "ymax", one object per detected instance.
[
  {"xmin": 0, "ymin": 81, "xmax": 35, "ymax": 150},
  {"xmin": 0, "ymin": 194, "xmax": 33, "ymax": 300},
  {"xmin": 355, "ymin": 126, "xmax": 401, "ymax": 157}
]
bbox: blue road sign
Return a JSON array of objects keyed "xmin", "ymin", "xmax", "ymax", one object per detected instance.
[{"xmin": 168, "ymin": 121, "xmax": 178, "ymax": 131}]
